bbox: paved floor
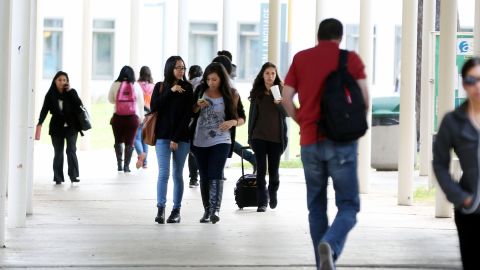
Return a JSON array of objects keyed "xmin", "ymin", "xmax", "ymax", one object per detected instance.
[{"xmin": 0, "ymin": 145, "xmax": 462, "ymax": 269}]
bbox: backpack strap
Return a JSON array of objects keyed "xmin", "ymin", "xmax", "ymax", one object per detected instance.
[{"xmin": 338, "ymin": 49, "xmax": 349, "ymax": 71}]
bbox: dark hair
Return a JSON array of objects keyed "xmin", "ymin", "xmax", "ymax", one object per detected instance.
[
  {"xmin": 199, "ymin": 62, "xmax": 237, "ymax": 119},
  {"xmin": 49, "ymin": 71, "xmax": 70, "ymax": 92},
  {"xmin": 217, "ymin": 50, "xmax": 233, "ymax": 62},
  {"xmin": 461, "ymin": 57, "xmax": 480, "ymax": 79},
  {"xmin": 317, "ymin": 18, "xmax": 343, "ymax": 41},
  {"xmin": 164, "ymin": 56, "xmax": 187, "ymax": 85},
  {"xmin": 188, "ymin": 65, "xmax": 203, "ymax": 80},
  {"xmin": 212, "ymin": 55, "xmax": 233, "ymax": 75},
  {"xmin": 138, "ymin": 66, "xmax": 153, "ymax": 83},
  {"xmin": 249, "ymin": 62, "xmax": 283, "ymax": 101},
  {"xmin": 115, "ymin": 66, "xmax": 136, "ymax": 83}
]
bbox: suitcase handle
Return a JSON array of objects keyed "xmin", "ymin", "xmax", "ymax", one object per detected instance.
[{"xmin": 240, "ymin": 146, "xmax": 251, "ymax": 177}]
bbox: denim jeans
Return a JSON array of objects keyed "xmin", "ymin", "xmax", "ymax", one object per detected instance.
[
  {"xmin": 134, "ymin": 124, "xmax": 148, "ymax": 166},
  {"xmin": 233, "ymin": 141, "xmax": 256, "ymax": 169},
  {"xmin": 301, "ymin": 140, "xmax": 360, "ymax": 268},
  {"xmin": 191, "ymin": 144, "xmax": 230, "ymax": 182},
  {"xmin": 155, "ymin": 139, "xmax": 190, "ymax": 209}
]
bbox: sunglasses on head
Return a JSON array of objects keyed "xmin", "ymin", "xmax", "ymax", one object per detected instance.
[{"xmin": 464, "ymin": 76, "xmax": 480, "ymax": 86}]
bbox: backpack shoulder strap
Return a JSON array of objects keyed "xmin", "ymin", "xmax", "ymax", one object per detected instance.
[{"xmin": 338, "ymin": 49, "xmax": 349, "ymax": 71}]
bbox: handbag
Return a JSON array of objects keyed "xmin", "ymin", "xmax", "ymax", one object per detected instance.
[
  {"xmin": 77, "ymin": 105, "xmax": 92, "ymax": 131},
  {"xmin": 142, "ymin": 83, "xmax": 163, "ymax": 146}
]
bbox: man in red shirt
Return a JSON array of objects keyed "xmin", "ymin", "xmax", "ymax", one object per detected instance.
[{"xmin": 283, "ymin": 19, "xmax": 369, "ymax": 270}]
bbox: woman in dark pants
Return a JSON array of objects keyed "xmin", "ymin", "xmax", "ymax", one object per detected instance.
[
  {"xmin": 248, "ymin": 62, "xmax": 288, "ymax": 212},
  {"xmin": 108, "ymin": 66, "xmax": 144, "ymax": 173},
  {"xmin": 37, "ymin": 71, "xmax": 83, "ymax": 184},
  {"xmin": 190, "ymin": 63, "xmax": 245, "ymax": 224},
  {"xmin": 433, "ymin": 57, "xmax": 480, "ymax": 270}
]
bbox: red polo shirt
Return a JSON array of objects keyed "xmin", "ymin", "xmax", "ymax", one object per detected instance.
[{"xmin": 284, "ymin": 41, "xmax": 366, "ymax": 146}]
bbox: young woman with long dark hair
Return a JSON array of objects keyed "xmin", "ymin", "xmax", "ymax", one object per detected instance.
[
  {"xmin": 248, "ymin": 62, "xmax": 288, "ymax": 212},
  {"xmin": 190, "ymin": 62, "xmax": 245, "ymax": 224},
  {"xmin": 151, "ymin": 56, "xmax": 193, "ymax": 224}
]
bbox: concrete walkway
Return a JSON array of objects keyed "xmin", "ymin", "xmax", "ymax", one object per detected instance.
[{"xmin": 0, "ymin": 145, "xmax": 462, "ymax": 269}]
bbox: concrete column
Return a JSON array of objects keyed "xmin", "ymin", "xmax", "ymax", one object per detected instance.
[
  {"xmin": 26, "ymin": 0, "xmax": 38, "ymax": 215},
  {"xmin": 80, "ymin": 0, "xmax": 92, "ymax": 151},
  {"xmin": 398, "ymin": 0, "xmax": 418, "ymax": 206},
  {"xmin": 268, "ymin": 0, "xmax": 281, "ymax": 65},
  {"xmin": 315, "ymin": 0, "xmax": 326, "ymax": 31},
  {"xmin": 222, "ymin": 0, "xmax": 237, "ymax": 59},
  {"xmin": 177, "ymin": 0, "xmax": 189, "ymax": 62},
  {"xmin": 419, "ymin": 0, "xmax": 436, "ymax": 177},
  {"xmin": 435, "ymin": 0, "xmax": 457, "ymax": 218},
  {"xmin": 283, "ymin": 0, "xmax": 294, "ymax": 161},
  {"xmin": 357, "ymin": 0, "xmax": 373, "ymax": 194},
  {"xmin": 474, "ymin": 0, "xmax": 480, "ymax": 56},
  {"xmin": 0, "ymin": 0, "xmax": 12, "ymax": 246},
  {"xmin": 7, "ymin": 0, "xmax": 35, "ymax": 228},
  {"xmin": 130, "ymin": 0, "xmax": 140, "ymax": 70}
]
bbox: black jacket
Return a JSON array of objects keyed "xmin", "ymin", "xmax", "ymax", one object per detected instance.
[
  {"xmin": 433, "ymin": 102, "xmax": 480, "ymax": 213},
  {"xmin": 38, "ymin": 89, "xmax": 83, "ymax": 136},
  {"xmin": 190, "ymin": 85, "xmax": 246, "ymax": 158},
  {"xmin": 248, "ymin": 95, "xmax": 288, "ymax": 152},
  {"xmin": 150, "ymin": 81, "xmax": 194, "ymax": 143}
]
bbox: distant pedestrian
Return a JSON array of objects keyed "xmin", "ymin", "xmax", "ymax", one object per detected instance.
[
  {"xmin": 135, "ymin": 66, "xmax": 155, "ymax": 169},
  {"xmin": 187, "ymin": 65, "xmax": 203, "ymax": 188}
]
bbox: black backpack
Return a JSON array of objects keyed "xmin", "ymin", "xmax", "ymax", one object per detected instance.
[{"xmin": 318, "ymin": 50, "xmax": 368, "ymax": 142}]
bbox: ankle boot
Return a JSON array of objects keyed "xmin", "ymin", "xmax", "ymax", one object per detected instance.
[
  {"xmin": 167, "ymin": 208, "xmax": 181, "ymax": 223},
  {"xmin": 209, "ymin": 179, "xmax": 224, "ymax": 224},
  {"xmin": 199, "ymin": 210, "xmax": 210, "ymax": 223},
  {"xmin": 124, "ymin": 145, "xmax": 134, "ymax": 173},
  {"xmin": 155, "ymin": 206, "xmax": 165, "ymax": 224},
  {"xmin": 114, "ymin": 144, "xmax": 124, "ymax": 171}
]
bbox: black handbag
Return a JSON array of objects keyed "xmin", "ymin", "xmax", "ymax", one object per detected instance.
[{"xmin": 77, "ymin": 105, "xmax": 92, "ymax": 131}]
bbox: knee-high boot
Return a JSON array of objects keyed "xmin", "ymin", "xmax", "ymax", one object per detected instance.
[{"xmin": 114, "ymin": 144, "xmax": 123, "ymax": 172}]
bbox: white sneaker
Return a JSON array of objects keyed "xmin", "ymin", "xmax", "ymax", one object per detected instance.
[{"xmin": 318, "ymin": 242, "xmax": 335, "ymax": 270}]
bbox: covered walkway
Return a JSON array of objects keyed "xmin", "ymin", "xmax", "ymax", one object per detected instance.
[{"xmin": 0, "ymin": 146, "xmax": 461, "ymax": 269}]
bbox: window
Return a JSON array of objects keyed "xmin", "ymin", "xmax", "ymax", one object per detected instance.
[
  {"xmin": 93, "ymin": 19, "xmax": 115, "ymax": 80},
  {"xmin": 237, "ymin": 24, "xmax": 261, "ymax": 81},
  {"xmin": 394, "ymin": 25, "xmax": 402, "ymax": 90},
  {"xmin": 345, "ymin": 24, "xmax": 377, "ymax": 84},
  {"xmin": 189, "ymin": 23, "xmax": 218, "ymax": 69},
  {"xmin": 43, "ymin": 19, "xmax": 63, "ymax": 78}
]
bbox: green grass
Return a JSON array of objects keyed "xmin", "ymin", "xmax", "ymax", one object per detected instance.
[
  {"xmin": 413, "ymin": 186, "xmax": 436, "ymax": 202},
  {"xmin": 38, "ymin": 100, "xmax": 303, "ymax": 154},
  {"xmin": 232, "ymin": 159, "xmax": 303, "ymax": 169}
]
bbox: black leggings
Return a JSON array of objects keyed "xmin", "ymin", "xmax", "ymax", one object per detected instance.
[
  {"xmin": 251, "ymin": 139, "xmax": 283, "ymax": 206},
  {"xmin": 455, "ymin": 210, "xmax": 480, "ymax": 270}
]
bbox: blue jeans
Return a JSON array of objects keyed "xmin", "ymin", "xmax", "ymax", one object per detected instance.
[
  {"xmin": 134, "ymin": 124, "xmax": 148, "ymax": 166},
  {"xmin": 155, "ymin": 139, "xmax": 190, "ymax": 209},
  {"xmin": 301, "ymin": 140, "xmax": 360, "ymax": 268}
]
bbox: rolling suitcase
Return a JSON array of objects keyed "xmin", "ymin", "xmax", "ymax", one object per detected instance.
[{"xmin": 234, "ymin": 146, "xmax": 258, "ymax": 209}]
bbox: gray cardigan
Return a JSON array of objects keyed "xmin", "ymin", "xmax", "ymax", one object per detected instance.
[{"xmin": 433, "ymin": 102, "xmax": 480, "ymax": 213}]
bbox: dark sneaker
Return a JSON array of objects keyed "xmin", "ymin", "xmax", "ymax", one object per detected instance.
[
  {"xmin": 318, "ymin": 242, "xmax": 335, "ymax": 270},
  {"xmin": 189, "ymin": 179, "xmax": 199, "ymax": 188},
  {"xmin": 257, "ymin": 206, "xmax": 267, "ymax": 212},
  {"xmin": 269, "ymin": 191, "xmax": 278, "ymax": 209}
]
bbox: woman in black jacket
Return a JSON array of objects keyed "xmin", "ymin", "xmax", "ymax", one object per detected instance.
[
  {"xmin": 433, "ymin": 57, "xmax": 480, "ymax": 270},
  {"xmin": 248, "ymin": 62, "xmax": 288, "ymax": 212},
  {"xmin": 37, "ymin": 71, "xmax": 83, "ymax": 185}
]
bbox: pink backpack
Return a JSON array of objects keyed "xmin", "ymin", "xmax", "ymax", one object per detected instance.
[{"xmin": 116, "ymin": 82, "xmax": 137, "ymax": 115}]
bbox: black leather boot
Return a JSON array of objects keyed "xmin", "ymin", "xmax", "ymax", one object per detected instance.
[
  {"xmin": 199, "ymin": 181, "xmax": 211, "ymax": 223},
  {"xmin": 155, "ymin": 206, "xmax": 165, "ymax": 224},
  {"xmin": 114, "ymin": 144, "xmax": 123, "ymax": 172},
  {"xmin": 166, "ymin": 208, "xmax": 181, "ymax": 223},
  {"xmin": 124, "ymin": 145, "xmax": 134, "ymax": 173},
  {"xmin": 209, "ymin": 179, "xmax": 224, "ymax": 224}
]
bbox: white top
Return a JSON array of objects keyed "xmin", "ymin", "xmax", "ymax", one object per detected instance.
[{"xmin": 108, "ymin": 81, "xmax": 145, "ymax": 122}]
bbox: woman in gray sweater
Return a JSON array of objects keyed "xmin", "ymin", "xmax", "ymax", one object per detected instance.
[{"xmin": 433, "ymin": 57, "xmax": 480, "ymax": 270}]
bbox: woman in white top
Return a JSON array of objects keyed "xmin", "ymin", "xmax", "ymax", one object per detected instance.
[{"xmin": 108, "ymin": 65, "xmax": 144, "ymax": 173}]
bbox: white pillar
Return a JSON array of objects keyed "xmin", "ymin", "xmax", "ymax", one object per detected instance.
[
  {"xmin": 357, "ymin": 0, "xmax": 373, "ymax": 194},
  {"xmin": 130, "ymin": 0, "xmax": 140, "ymax": 70},
  {"xmin": 268, "ymin": 0, "xmax": 281, "ymax": 65},
  {"xmin": 315, "ymin": 0, "xmax": 326, "ymax": 31},
  {"xmin": 7, "ymin": 0, "xmax": 35, "ymax": 228},
  {"xmin": 222, "ymin": 0, "xmax": 237, "ymax": 60},
  {"xmin": 26, "ymin": 0, "xmax": 38, "ymax": 215},
  {"xmin": 283, "ymin": 0, "xmax": 294, "ymax": 161},
  {"xmin": 474, "ymin": 0, "xmax": 480, "ymax": 56},
  {"xmin": 177, "ymin": 0, "xmax": 189, "ymax": 62},
  {"xmin": 419, "ymin": 0, "xmax": 436, "ymax": 177},
  {"xmin": 80, "ymin": 0, "xmax": 92, "ymax": 151},
  {"xmin": 0, "ymin": 0, "xmax": 12, "ymax": 247},
  {"xmin": 435, "ymin": 0, "xmax": 457, "ymax": 218},
  {"xmin": 397, "ymin": 0, "xmax": 418, "ymax": 206}
]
